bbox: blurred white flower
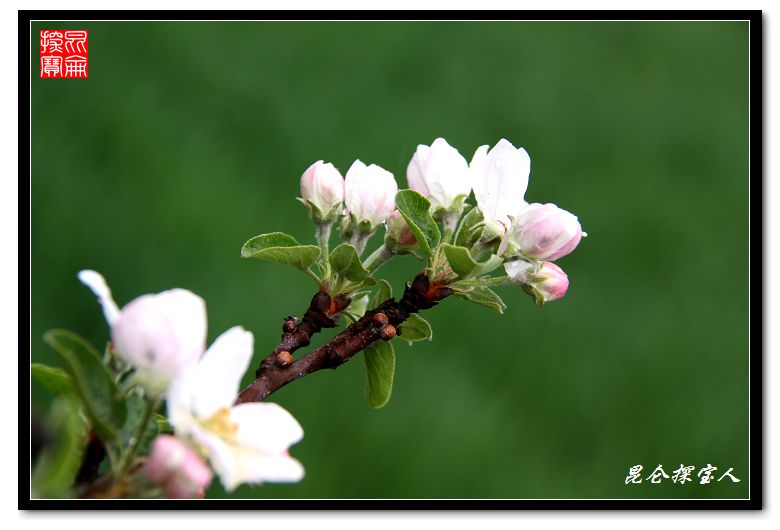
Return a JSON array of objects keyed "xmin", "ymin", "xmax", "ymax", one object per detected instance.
[
  {"xmin": 166, "ymin": 326, "xmax": 304, "ymax": 492},
  {"xmin": 78, "ymin": 270, "xmax": 206, "ymax": 394}
]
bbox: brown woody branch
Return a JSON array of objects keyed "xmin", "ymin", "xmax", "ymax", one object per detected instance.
[{"xmin": 235, "ymin": 273, "xmax": 453, "ymax": 404}]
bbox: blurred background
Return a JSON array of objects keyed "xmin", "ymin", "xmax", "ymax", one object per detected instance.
[{"xmin": 30, "ymin": 21, "xmax": 749, "ymax": 499}]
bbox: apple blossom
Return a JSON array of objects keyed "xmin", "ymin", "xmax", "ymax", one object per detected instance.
[
  {"xmin": 384, "ymin": 209, "xmax": 418, "ymax": 251},
  {"xmin": 166, "ymin": 326, "xmax": 304, "ymax": 492},
  {"xmin": 469, "ymin": 138, "xmax": 531, "ymax": 235},
  {"xmin": 343, "ymin": 160, "xmax": 398, "ymax": 229},
  {"xmin": 406, "ymin": 137, "xmax": 471, "ymax": 213},
  {"xmin": 504, "ymin": 260, "xmax": 569, "ymax": 305},
  {"xmin": 508, "ymin": 203, "xmax": 583, "ymax": 261},
  {"xmin": 299, "ymin": 160, "xmax": 345, "ymax": 223},
  {"xmin": 78, "ymin": 270, "xmax": 207, "ymax": 394},
  {"xmin": 145, "ymin": 435, "xmax": 213, "ymax": 499}
]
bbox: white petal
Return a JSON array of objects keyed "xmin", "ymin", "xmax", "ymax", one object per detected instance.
[
  {"xmin": 504, "ymin": 260, "xmax": 533, "ymax": 280},
  {"xmin": 191, "ymin": 425, "xmax": 304, "ymax": 492},
  {"xmin": 78, "ymin": 270, "xmax": 121, "ymax": 326},
  {"xmin": 480, "ymin": 140, "xmax": 530, "ymax": 225},
  {"xmin": 169, "ymin": 326, "xmax": 254, "ymax": 419},
  {"xmin": 231, "ymin": 402, "xmax": 304, "ymax": 455},
  {"xmin": 152, "ymin": 289, "xmax": 207, "ymax": 370}
]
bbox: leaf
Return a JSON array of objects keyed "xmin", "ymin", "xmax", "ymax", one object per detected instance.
[
  {"xmin": 31, "ymin": 363, "xmax": 75, "ymax": 396},
  {"xmin": 363, "ymin": 341, "xmax": 395, "ymax": 409},
  {"xmin": 371, "ymin": 279, "xmax": 393, "ymax": 310},
  {"xmin": 120, "ymin": 392, "xmax": 160, "ymax": 457},
  {"xmin": 241, "ymin": 232, "xmax": 321, "ymax": 271},
  {"xmin": 398, "ymin": 314, "xmax": 433, "ymax": 344},
  {"xmin": 44, "ymin": 329, "xmax": 128, "ymax": 443},
  {"xmin": 31, "ymin": 396, "xmax": 88, "ymax": 499},
  {"xmin": 329, "ymin": 243, "xmax": 370, "ymax": 282},
  {"xmin": 454, "ymin": 286, "xmax": 507, "ymax": 314},
  {"xmin": 395, "ymin": 190, "xmax": 441, "ymax": 257},
  {"xmin": 454, "ymin": 205, "xmax": 484, "ymax": 248},
  {"xmin": 443, "ymin": 243, "xmax": 503, "ymax": 279},
  {"xmin": 154, "ymin": 413, "xmax": 173, "ymax": 434}
]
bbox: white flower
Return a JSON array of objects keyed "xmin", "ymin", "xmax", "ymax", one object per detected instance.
[
  {"xmin": 406, "ymin": 137, "xmax": 471, "ymax": 211},
  {"xmin": 167, "ymin": 326, "xmax": 304, "ymax": 492},
  {"xmin": 78, "ymin": 270, "xmax": 206, "ymax": 394},
  {"xmin": 299, "ymin": 160, "xmax": 345, "ymax": 222},
  {"xmin": 470, "ymin": 138, "xmax": 531, "ymax": 233},
  {"xmin": 343, "ymin": 160, "xmax": 398, "ymax": 228}
]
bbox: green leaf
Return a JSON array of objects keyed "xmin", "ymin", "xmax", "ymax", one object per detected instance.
[
  {"xmin": 44, "ymin": 329, "xmax": 128, "ymax": 443},
  {"xmin": 329, "ymin": 243, "xmax": 370, "ymax": 282},
  {"xmin": 241, "ymin": 232, "xmax": 321, "ymax": 271},
  {"xmin": 31, "ymin": 396, "xmax": 88, "ymax": 499},
  {"xmin": 120, "ymin": 393, "xmax": 160, "ymax": 457},
  {"xmin": 371, "ymin": 279, "xmax": 393, "ymax": 310},
  {"xmin": 454, "ymin": 286, "xmax": 507, "ymax": 314},
  {"xmin": 398, "ymin": 314, "xmax": 433, "ymax": 344},
  {"xmin": 443, "ymin": 243, "xmax": 504, "ymax": 279},
  {"xmin": 31, "ymin": 363, "xmax": 75, "ymax": 396},
  {"xmin": 363, "ymin": 341, "xmax": 395, "ymax": 409},
  {"xmin": 454, "ymin": 205, "xmax": 484, "ymax": 248},
  {"xmin": 154, "ymin": 413, "xmax": 173, "ymax": 434},
  {"xmin": 395, "ymin": 190, "xmax": 441, "ymax": 257}
]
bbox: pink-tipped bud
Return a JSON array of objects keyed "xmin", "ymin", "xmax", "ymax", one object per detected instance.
[
  {"xmin": 407, "ymin": 137, "xmax": 471, "ymax": 212},
  {"xmin": 343, "ymin": 160, "xmax": 398, "ymax": 229},
  {"xmin": 300, "ymin": 160, "xmax": 345, "ymax": 222},
  {"xmin": 384, "ymin": 210, "xmax": 418, "ymax": 250},
  {"xmin": 504, "ymin": 260, "xmax": 569, "ymax": 305},
  {"xmin": 146, "ymin": 435, "xmax": 213, "ymax": 499},
  {"xmin": 509, "ymin": 203, "xmax": 583, "ymax": 261}
]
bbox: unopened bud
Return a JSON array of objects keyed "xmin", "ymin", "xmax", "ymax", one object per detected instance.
[
  {"xmin": 275, "ymin": 351, "xmax": 293, "ymax": 367},
  {"xmin": 282, "ymin": 319, "xmax": 297, "ymax": 334},
  {"xmin": 299, "ymin": 160, "xmax": 345, "ymax": 223},
  {"xmin": 372, "ymin": 312, "xmax": 389, "ymax": 328},
  {"xmin": 380, "ymin": 324, "xmax": 396, "ymax": 341},
  {"xmin": 384, "ymin": 210, "xmax": 418, "ymax": 251},
  {"xmin": 343, "ymin": 160, "xmax": 398, "ymax": 229},
  {"xmin": 508, "ymin": 203, "xmax": 583, "ymax": 261},
  {"xmin": 504, "ymin": 260, "xmax": 569, "ymax": 305}
]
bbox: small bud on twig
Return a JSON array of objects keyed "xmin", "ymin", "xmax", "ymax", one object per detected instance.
[
  {"xmin": 380, "ymin": 324, "xmax": 396, "ymax": 341},
  {"xmin": 372, "ymin": 312, "xmax": 389, "ymax": 328},
  {"xmin": 282, "ymin": 319, "xmax": 297, "ymax": 334},
  {"xmin": 275, "ymin": 351, "xmax": 293, "ymax": 367}
]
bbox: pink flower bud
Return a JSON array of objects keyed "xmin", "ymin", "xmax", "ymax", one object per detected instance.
[
  {"xmin": 504, "ymin": 260, "xmax": 569, "ymax": 305},
  {"xmin": 384, "ymin": 210, "xmax": 418, "ymax": 249},
  {"xmin": 146, "ymin": 435, "xmax": 213, "ymax": 499},
  {"xmin": 344, "ymin": 160, "xmax": 399, "ymax": 228},
  {"xmin": 509, "ymin": 203, "xmax": 583, "ymax": 261},
  {"xmin": 407, "ymin": 138, "xmax": 470, "ymax": 211},
  {"xmin": 299, "ymin": 160, "xmax": 345, "ymax": 222}
]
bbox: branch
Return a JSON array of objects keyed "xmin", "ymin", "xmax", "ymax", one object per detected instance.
[{"xmin": 236, "ymin": 273, "xmax": 453, "ymax": 404}]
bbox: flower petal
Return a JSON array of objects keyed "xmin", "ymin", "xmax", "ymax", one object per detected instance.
[
  {"xmin": 231, "ymin": 402, "xmax": 304, "ymax": 455},
  {"xmin": 78, "ymin": 269, "xmax": 121, "ymax": 326},
  {"xmin": 169, "ymin": 326, "xmax": 254, "ymax": 419}
]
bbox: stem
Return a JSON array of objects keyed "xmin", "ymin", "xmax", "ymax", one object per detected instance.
[
  {"xmin": 316, "ymin": 222, "xmax": 332, "ymax": 278},
  {"xmin": 236, "ymin": 273, "xmax": 453, "ymax": 404},
  {"xmin": 119, "ymin": 396, "xmax": 160, "ymax": 474},
  {"xmin": 363, "ymin": 244, "xmax": 394, "ymax": 274},
  {"xmin": 455, "ymin": 275, "xmax": 514, "ymax": 288}
]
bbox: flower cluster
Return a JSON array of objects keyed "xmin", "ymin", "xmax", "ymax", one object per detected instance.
[{"xmin": 78, "ymin": 271, "xmax": 304, "ymax": 498}]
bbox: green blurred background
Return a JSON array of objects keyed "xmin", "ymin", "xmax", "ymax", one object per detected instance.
[{"xmin": 31, "ymin": 21, "xmax": 750, "ymax": 499}]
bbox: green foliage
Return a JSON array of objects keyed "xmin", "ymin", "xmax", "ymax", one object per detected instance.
[
  {"xmin": 453, "ymin": 205, "xmax": 484, "ymax": 248},
  {"xmin": 398, "ymin": 314, "xmax": 433, "ymax": 344},
  {"xmin": 454, "ymin": 286, "xmax": 507, "ymax": 314},
  {"xmin": 329, "ymin": 243, "xmax": 370, "ymax": 282},
  {"xmin": 120, "ymin": 392, "xmax": 160, "ymax": 456},
  {"xmin": 371, "ymin": 279, "xmax": 393, "ymax": 310},
  {"xmin": 363, "ymin": 340, "xmax": 395, "ymax": 409},
  {"xmin": 443, "ymin": 243, "xmax": 503, "ymax": 279},
  {"xmin": 154, "ymin": 413, "xmax": 173, "ymax": 434},
  {"xmin": 241, "ymin": 232, "xmax": 321, "ymax": 272},
  {"xmin": 395, "ymin": 190, "xmax": 441, "ymax": 257},
  {"xmin": 31, "ymin": 396, "xmax": 88, "ymax": 499},
  {"xmin": 31, "ymin": 363, "xmax": 75, "ymax": 396},
  {"xmin": 43, "ymin": 329, "xmax": 128, "ymax": 443}
]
